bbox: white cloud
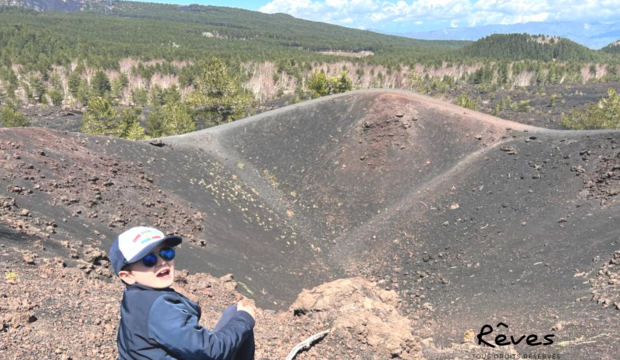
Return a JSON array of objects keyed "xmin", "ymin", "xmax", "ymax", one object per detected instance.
[
  {"xmin": 259, "ymin": 0, "xmax": 473, "ymax": 27},
  {"xmin": 326, "ymin": 0, "xmax": 348, "ymax": 8},
  {"xmin": 259, "ymin": 0, "xmax": 620, "ymax": 31}
]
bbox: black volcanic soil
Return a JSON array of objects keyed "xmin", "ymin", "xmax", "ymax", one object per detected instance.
[
  {"xmin": 1, "ymin": 89, "xmax": 620, "ymax": 359},
  {"xmin": 452, "ymin": 82, "xmax": 620, "ymax": 130}
]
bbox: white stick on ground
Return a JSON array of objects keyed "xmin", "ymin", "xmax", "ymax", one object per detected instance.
[{"xmin": 285, "ymin": 329, "xmax": 330, "ymax": 360}]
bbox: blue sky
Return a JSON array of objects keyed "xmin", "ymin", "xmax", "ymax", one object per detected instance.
[{"xmin": 136, "ymin": 0, "xmax": 620, "ymax": 33}]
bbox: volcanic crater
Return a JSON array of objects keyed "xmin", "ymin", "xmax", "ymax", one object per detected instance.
[{"xmin": 1, "ymin": 90, "xmax": 620, "ymax": 359}]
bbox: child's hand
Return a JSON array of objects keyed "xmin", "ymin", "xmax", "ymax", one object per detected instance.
[{"xmin": 236, "ymin": 298, "xmax": 256, "ymax": 320}]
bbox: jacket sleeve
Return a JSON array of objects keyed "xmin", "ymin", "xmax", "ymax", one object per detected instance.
[{"xmin": 147, "ymin": 294, "xmax": 255, "ymax": 360}]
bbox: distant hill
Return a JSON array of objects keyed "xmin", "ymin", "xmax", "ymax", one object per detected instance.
[
  {"xmin": 0, "ymin": 0, "xmax": 467, "ymax": 68},
  {"xmin": 400, "ymin": 21, "xmax": 620, "ymax": 50},
  {"xmin": 458, "ymin": 33, "xmax": 602, "ymax": 61},
  {"xmin": 601, "ymin": 41, "xmax": 620, "ymax": 54},
  {"xmin": 0, "ymin": 0, "xmax": 614, "ymax": 70},
  {"xmin": 0, "ymin": 0, "xmax": 87, "ymax": 12}
]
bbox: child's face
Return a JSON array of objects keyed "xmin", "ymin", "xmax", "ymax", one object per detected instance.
[{"xmin": 119, "ymin": 242, "xmax": 175, "ymax": 289}]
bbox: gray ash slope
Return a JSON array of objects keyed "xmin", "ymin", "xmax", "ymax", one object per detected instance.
[
  {"xmin": 0, "ymin": 126, "xmax": 332, "ymax": 309},
  {"xmin": 1, "ymin": 90, "xmax": 619, "ymax": 358},
  {"xmin": 165, "ymin": 90, "xmax": 620, "ymax": 357}
]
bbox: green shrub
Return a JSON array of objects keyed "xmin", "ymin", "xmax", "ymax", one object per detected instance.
[
  {"xmin": 49, "ymin": 88, "xmax": 64, "ymax": 106},
  {"xmin": 407, "ymin": 71, "xmax": 423, "ymax": 92},
  {"xmin": 147, "ymin": 107, "xmax": 165, "ymax": 137},
  {"xmin": 92, "ymin": 70, "xmax": 111, "ymax": 97},
  {"xmin": 456, "ymin": 93, "xmax": 477, "ymax": 110},
  {"xmin": 29, "ymin": 75, "xmax": 45, "ymax": 103},
  {"xmin": 509, "ymin": 101, "xmax": 518, "ymax": 111},
  {"xmin": 68, "ymin": 69, "xmax": 82, "ymax": 98},
  {"xmin": 308, "ymin": 70, "xmax": 352, "ymax": 98},
  {"xmin": 493, "ymin": 104, "xmax": 501, "ymax": 116},
  {"xmin": 77, "ymin": 80, "xmax": 93, "ymax": 106},
  {"xmin": 561, "ymin": 88, "xmax": 620, "ymax": 129},
  {"xmin": 81, "ymin": 97, "xmax": 149, "ymax": 139},
  {"xmin": 187, "ymin": 58, "xmax": 253, "ymax": 126},
  {"xmin": 160, "ymin": 102, "xmax": 196, "ymax": 136},
  {"xmin": 308, "ymin": 70, "xmax": 329, "ymax": 98},
  {"xmin": 0, "ymin": 102, "xmax": 29, "ymax": 127},
  {"xmin": 329, "ymin": 70, "xmax": 353, "ymax": 94},
  {"xmin": 118, "ymin": 107, "xmax": 148, "ymax": 140},
  {"xmin": 518, "ymin": 100, "xmax": 531, "ymax": 112},
  {"xmin": 131, "ymin": 88, "xmax": 149, "ymax": 106},
  {"xmin": 81, "ymin": 97, "xmax": 122, "ymax": 136},
  {"xmin": 111, "ymin": 73, "xmax": 129, "ymax": 100}
]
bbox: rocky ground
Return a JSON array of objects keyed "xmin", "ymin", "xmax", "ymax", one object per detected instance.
[
  {"xmin": 1, "ymin": 229, "xmax": 495, "ymax": 360},
  {"xmin": 1, "ymin": 90, "xmax": 620, "ymax": 359},
  {"xmin": 0, "ymin": 125, "xmax": 464, "ymax": 359}
]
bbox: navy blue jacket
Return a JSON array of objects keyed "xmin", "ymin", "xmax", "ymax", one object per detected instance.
[{"xmin": 117, "ymin": 283, "xmax": 255, "ymax": 360}]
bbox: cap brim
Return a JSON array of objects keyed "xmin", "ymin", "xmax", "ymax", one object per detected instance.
[{"xmin": 126, "ymin": 234, "xmax": 182, "ymax": 263}]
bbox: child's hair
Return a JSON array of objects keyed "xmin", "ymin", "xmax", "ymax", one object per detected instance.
[{"xmin": 119, "ymin": 263, "xmax": 133, "ymax": 285}]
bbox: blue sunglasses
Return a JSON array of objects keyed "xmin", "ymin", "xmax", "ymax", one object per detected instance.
[{"xmin": 141, "ymin": 246, "xmax": 175, "ymax": 267}]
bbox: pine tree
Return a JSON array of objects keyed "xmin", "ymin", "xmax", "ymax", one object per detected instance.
[
  {"xmin": 92, "ymin": 70, "xmax": 111, "ymax": 97},
  {"xmin": 561, "ymin": 88, "xmax": 620, "ymax": 129},
  {"xmin": 179, "ymin": 65, "xmax": 198, "ymax": 88},
  {"xmin": 117, "ymin": 107, "xmax": 148, "ymax": 140},
  {"xmin": 49, "ymin": 88, "xmax": 64, "ymax": 106},
  {"xmin": 161, "ymin": 102, "xmax": 196, "ymax": 136},
  {"xmin": 29, "ymin": 75, "xmax": 45, "ymax": 103},
  {"xmin": 131, "ymin": 88, "xmax": 149, "ymax": 106},
  {"xmin": 123, "ymin": 119, "xmax": 149, "ymax": 140},
  {"xmin": 150, "ymin": 84, "xmax": 165, "ymax": 106},
  {"xmin": 600, "ymin": 87, "xmax": 620, "ymax": 124},
  {"xmin": 162, "ymin": 85, "xmax": 181, "ymax": 105},
  {"xmin": 196, "ymin": 58, "xmax": 237, "ymax": 98},
  {"xmin": 329, "ymin": 70, "xmax": 353, "ymax": 94},
  {"xmin": 147, "ymin": 106, "xmax": 165, "ymax": 137},
  {"xmin": 308, "ymin": 70, "xmax": 353, "ymax": 98},
  {"xmin": 77, "ymin": 80, "xmax": 93, "ymax": 106},
  {"xmin": 111, "ymin": 73, "xmax": 129, "ymax": 101},
  {"xmin": 308, "ymin": 70, "xmax": 329, "ymax": 98},
  {"xmin": 187, "ymin": 57, "xmax": 252, "ymax": 126},
  {"xmin": 456, "ymin": 93, "xmax": 477, "ymax": 110},
  {"xmin": 407, "ymin": 71, "xmax": 423, "ymax": 92},
  {"xmin": 50, "ymin": 72, "xmax": 62, "ymax": 89},
  {"xmin": 68, "ymin": 68, "xmax": 82, "ymax": 98},
  {"xmin": 81, "ymin": 97, "xmax": 123, "ymax": 136}
]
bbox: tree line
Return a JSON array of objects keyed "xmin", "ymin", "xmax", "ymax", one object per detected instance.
[{"xmin": 2, "ymin": 3, "xmax": 620, "ymax": 132}]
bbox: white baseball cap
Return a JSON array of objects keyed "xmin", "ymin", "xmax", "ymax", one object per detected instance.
[{"xmin": 109, "ymin": 226, "xmax": 182, "ymax": 275}]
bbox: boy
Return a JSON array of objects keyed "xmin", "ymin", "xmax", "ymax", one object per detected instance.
[{"xmin": 109, "ymin": 226, "xmax": 256, "ymax": 360}]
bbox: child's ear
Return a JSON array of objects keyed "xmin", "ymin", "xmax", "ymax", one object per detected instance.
[{"xmin": 119, "ymin": 270, "xmax": 136, "ymax": 285}]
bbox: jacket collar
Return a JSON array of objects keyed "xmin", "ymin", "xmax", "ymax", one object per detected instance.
[
  {"xmin": 126, "ymin": 282, "xmax": 175, "ymax": 292},
  {"xmin": 125, "ymin": 282, "xmax": 200, "ymax": 316}
]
